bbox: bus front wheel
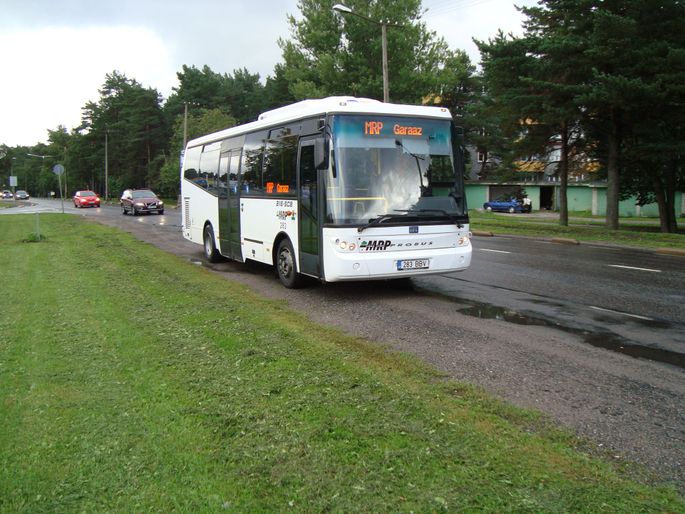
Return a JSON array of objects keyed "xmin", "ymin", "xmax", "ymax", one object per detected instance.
[
  {"xmin": 203, "ymin": 224, "xmax": 221, "ymax": 263},
  {"xmin": 276, "ymin": 239, "xmax": 302, "ymax": 289}
]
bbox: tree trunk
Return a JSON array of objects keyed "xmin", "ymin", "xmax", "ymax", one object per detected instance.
[
  {"xmin": 666, "ymin": 158, "xmax": 679, "ymax": 233},
  {"xmin": 559, "ymin": 121, "xmax": 569, "ymax": 227},
  {"xmin": 605, "ymin": 114, "xmax": 620, "ymax": 230},
  {"xmin": 652, "ymin": 160, "xmax": 679, "ymax": 233},
  {"xmin": 652, "ymin": 173, "xmax": 670, "ymax": 233}
]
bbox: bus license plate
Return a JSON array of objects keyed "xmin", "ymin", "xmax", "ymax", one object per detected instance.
[{"xmin": 396, "ymin": 259, "xmax": 429, "ymax": 271}]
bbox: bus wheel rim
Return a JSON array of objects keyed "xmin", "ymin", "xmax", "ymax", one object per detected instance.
[{"xmin": 279, "ymin": 248, "xmax": 293, "ymax": 278}]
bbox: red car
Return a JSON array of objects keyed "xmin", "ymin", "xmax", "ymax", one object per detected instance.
[{"xmin": 73, "ymin": 190, "xmax": 101, "ymax": 208}]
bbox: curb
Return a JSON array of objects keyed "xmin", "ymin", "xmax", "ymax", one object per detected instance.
[
  {"xmin": 471, "ymin": 230, "xmax": 494, "ymax": 237},
  {"xmin": 655, "ymin": 247, "xmax": 685, "ymax": 257},
  {"xmin": 551, "ymin": 237, "xmax": 580, "ymax": 246}
]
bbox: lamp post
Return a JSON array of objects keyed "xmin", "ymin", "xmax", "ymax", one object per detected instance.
[
  {"xmin": 182, "ymin": 101, "xmax": 201, "ymax": 148},
  {"xmin": 27, "ymin": 153, "xmax": 55, "ymax": 200},
  {"xmin": 27, "ymin": 153, "xmax": 49, "ymax": 194},
  {"xmin": 105, "ymin": 129, "xmax": 109, "ymax": 201},
  {"xmin": 9, "ymin": 157, "xmax": 17, "ymax": 199},
  {"xmin": 183, "ymin": 102, "xmax": 189, "ymax": 148},
  {"xmin": 333, "ymin": 3, "xmax": 397, "ymax": 103}
]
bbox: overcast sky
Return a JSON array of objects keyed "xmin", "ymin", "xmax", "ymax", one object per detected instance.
[{"xmin": 0, "ymin": 0, "xmax": 536, "ymax": 147}]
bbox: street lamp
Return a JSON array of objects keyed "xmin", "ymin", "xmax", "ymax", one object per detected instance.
[
  {"xmin": 27, "ymin": 153, "xmax": 50, "ymax": 194},
  {"xmin": 333, "ymin": 3, "xmax": 398, "ymax": 103},
  {"xmin": 182, "ymin": 101, "xmax": 201, "ymax": 148},
  {"xmin": 27, "ymin": 153, "xmax": 60, "ymax": 201}
]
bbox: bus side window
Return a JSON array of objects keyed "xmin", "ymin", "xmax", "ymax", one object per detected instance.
[
  {"xmin": 240, "ymin": 131, "xmax": 267, "ymax": 193},
  {"xmin": 229, "ymin": 151, "xmax": 241, "ymax": 193},
  {"xmin": 264, "ymin": 128, "xmax": 297, "ymax": 196},
  {"xmin": 199, "ymin": 142, "xmax": 221, "ymax": 195},
  {"xmin": 218, "ymin": 152, "xmax": 230, "ymax": 198},
  {"xmin": 183, "ymin": 146, "xmax": 202, "ymax": 182}
]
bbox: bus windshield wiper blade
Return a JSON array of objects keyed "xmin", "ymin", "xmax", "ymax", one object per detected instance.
[
  {"xmin": 395, "ymin": 209, "xmax": 464, "ymax": 229},
  {"xmin": 357, "ymin": 213, "xmax": 404, "ymax": 233},
  {"xmin": 395, "ymin": 139, "xmax": 426, "ymax": 192}
]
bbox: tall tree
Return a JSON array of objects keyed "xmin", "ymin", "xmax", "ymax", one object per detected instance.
[
  {"xmin": 79, "ymin": 71, "xmax": 168, "ymax": 194},
  {"xmin": 477, "ymin": 1, "xmax": 592, "ymax": 226},
  {"xmin": 474, "ymin": 32, "xmax": 539, "ymax": 181},
  {"xmin": 518, "ymin": 0, "xmax": 593, "ymax": 225},
  {"xmin": 280, "ymin": 0, "xmax": 459, "ymax": 104},
  {"xmin": 165, "ymin": 65, "xmax": 269, "ymax": 125},
  {"xmin": 582, "ymin": 0, "xmax": 685, "ymax": 232},
  {"xmin": 477, "ymin": 0, "xmax": 684, "ymax": 231}
]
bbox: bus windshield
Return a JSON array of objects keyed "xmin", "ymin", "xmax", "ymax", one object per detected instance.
[{"xmin": 327, "ymin": 114, "xmax": 464, "ymax": 225}]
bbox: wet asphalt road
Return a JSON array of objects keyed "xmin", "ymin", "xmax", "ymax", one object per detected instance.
[{"xmin": 4, "ymin": 198, "xmax": 685, "ymax": 487}]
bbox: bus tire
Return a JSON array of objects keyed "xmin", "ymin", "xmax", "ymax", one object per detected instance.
[
  {"xmin": 276, "ymin": 239, "xmax": 302, "ymax": 289},
  {"xmin": 203, "ymin": 224, "xmax": 221, "ymax": 263}
]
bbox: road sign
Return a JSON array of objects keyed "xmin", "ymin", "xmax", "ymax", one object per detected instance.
[
  {"xmin": 52, "ymin": 164, "xmax": 65, "ymax": 175},
  {"xmin": 9, "ymin": 176, "xmax": 17, "ymax": 187}
]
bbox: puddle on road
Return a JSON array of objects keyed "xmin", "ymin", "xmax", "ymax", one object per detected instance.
[
  {"xmin": 583, "ymin": 333, "xmax": 685, "ymax": 369},
  {"xmin": 455, "ymin": 300, "xmax": 685, "ymax": 370},
  {"xmin": 459, "ymin": 304, "xmax": 548, "ymax": 326}
]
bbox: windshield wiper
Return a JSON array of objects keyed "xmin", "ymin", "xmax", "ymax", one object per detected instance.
[
  {"xmin": 395, "ymin": 209, "xmax": 464, "ymax": 229},
  {"xmin": 357, "ymin": 213, "xmax": 405, "ymax": 233},
  {"xmin": 395, "ymin": 139, "xmax": 428, "ymax": 195}
]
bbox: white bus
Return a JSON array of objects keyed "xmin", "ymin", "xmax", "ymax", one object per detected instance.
[{"xmin": 181, "ymin": 96, "xmax": 472, "ymax": 287}]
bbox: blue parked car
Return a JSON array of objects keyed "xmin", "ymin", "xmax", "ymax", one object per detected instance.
[{"xmin": 483, "ymin": 196, "xmax": 531, "ymax": 213}]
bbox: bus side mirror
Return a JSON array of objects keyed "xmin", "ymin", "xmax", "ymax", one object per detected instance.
[{"xmin": 314, "ymin": 138, "xmax": 328, "ymax": 170}]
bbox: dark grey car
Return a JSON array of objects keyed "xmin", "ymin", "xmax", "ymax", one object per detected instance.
[{"xmin": 121, "ymin": 189, "xmax": 164, "ymax": 215}]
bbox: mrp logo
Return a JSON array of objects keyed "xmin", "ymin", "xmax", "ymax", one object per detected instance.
[
  {"xmin": 364, "ymin": 121, "xmax": 384, "ymax": 136},
  {"xmin": 360, "ymin": 240, "xmax": 392, "ymax": 251},
  {"xmin": 277, "ymin": 210, "xmax": 296, "ymax": 220}
]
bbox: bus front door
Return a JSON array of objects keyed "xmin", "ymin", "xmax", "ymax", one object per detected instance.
[
  {"xmin": 297, "ymin": 139, "xmax": 321, "ymax": 276},
  {"xmin": 218, "ymin": 149, "xmax": 242, "ymax": 260}
]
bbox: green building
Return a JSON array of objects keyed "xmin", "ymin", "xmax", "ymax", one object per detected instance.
[{"xmin": 465, "ymin": 182, "xmax": 684, "ymax": 217}]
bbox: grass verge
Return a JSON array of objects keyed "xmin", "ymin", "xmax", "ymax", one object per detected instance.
[
  {"xmin": 0, "ymin": 214, "xmax": 682, "ymax": 512},
  {"xmin": 469, "ymin": 210, "xmax": 685, "ymax": 250}
]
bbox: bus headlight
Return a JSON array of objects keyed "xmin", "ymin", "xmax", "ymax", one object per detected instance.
[
  {"xmin": 457, "ymin": 235, "xmax": 470, "ymax": 247},
  {"xmin": 334, "ymin": 239, "xmax": 357, "ymax": 252}
]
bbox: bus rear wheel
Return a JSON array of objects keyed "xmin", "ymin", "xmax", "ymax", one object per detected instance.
[
  {"xmin": 276, "ymin": 239, "xmax": 302, "ymax": 289},
  {"xmin": 203, "ymin": 224, "xmax": 221, "ymax": 263}
]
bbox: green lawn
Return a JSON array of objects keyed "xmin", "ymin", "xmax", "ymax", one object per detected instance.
[
  {"xmin": 469, "ymin": 210, "xmax": 685, "ymax": 250},
  {"xmin": 0, "ymin": 214, "xmax": 682, "ymax": 512}
]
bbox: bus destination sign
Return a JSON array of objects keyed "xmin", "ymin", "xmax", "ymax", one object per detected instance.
[{"xmin": 364, "ymin": 121, "xmax": 423, "ymax": 137}]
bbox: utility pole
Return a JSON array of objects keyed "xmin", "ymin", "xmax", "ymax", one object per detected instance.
[
  {"xmin": 105, "ymin": 130, "xmax": 109, "ymax": 200},
  {"xmin": 381, "ymin": 22, "xmax": 389, "ymax": 103},
  {"xmin": 333, "ymin": 4, "xmax": 400, "ymax": 103},
  {"xmin": 183, "ymin": 102, "xmax": 189, "ymax": 148}
]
